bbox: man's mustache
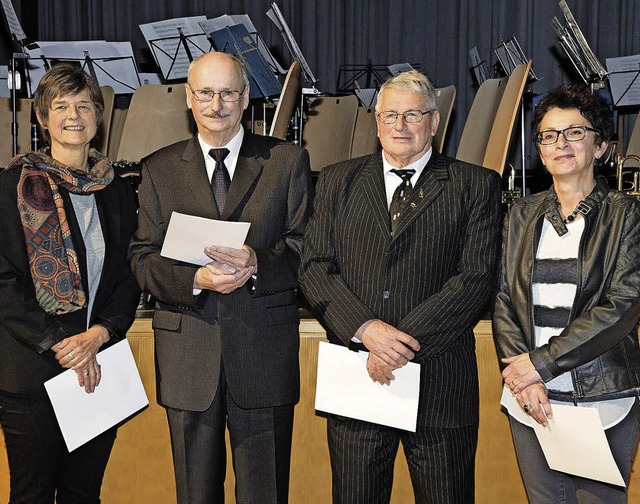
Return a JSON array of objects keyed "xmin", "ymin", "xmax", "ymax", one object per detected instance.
[{"xmin": 202, "ymin": 111, "xmax": 232, "ymax": 118}]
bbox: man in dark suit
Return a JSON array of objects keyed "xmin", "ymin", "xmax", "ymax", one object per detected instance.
[
  {"xmin": 129, "ymin": 52, "xmax": 312, "ymax": 504},
  {"xmin": 300, "ymin": 70, "xmax": 502, "ymax": 503}
]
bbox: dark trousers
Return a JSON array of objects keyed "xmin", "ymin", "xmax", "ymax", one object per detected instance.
[
  {"xmin": 0, "ymin": 389, "xmax": 116, "ymax": 504},
  {"xmin": 327, "ymin": 415, "xmax": 478, "ymax": 504},
  {"xmin": 166, "ymin": 366, "xmax": 294, "ymax": 504}
]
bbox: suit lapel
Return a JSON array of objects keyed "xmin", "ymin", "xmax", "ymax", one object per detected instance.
[
  {"xmin": 360, "ymin": 155, "xmax": 393, "ymax": 238},
  {"xmin": 181, "ymin": 137, "xmax": 219, "ymax": 219},
  {"xmin": 392, "ymin": 151, "xmax": 449, "ymax": 240}
]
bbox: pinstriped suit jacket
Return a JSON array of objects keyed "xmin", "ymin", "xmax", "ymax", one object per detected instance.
[{"xmin": 300, "ymin": 150, "xmax": 502, "ymax": 427}]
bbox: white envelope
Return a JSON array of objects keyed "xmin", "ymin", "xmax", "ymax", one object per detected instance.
[
  {"xmin": 315, "ymin": 341, "xmax": 420, "ymax": 432},
  {"xmin": 160, "ymin": 211, "xmax": 251, "ymax": 266},
  {"xmin": 44, "ymin": 339, "xmax": 149, "ymax": 452}
]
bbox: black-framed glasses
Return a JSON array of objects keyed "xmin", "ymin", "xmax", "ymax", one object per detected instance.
[
  {"xmin": 187, "ymin": 85, "xmax": 245, "ymax": 103},
  {"xmin": 535, "ymin": 126, "xmax": 600, "ymax": 145},
  {"xmin": 376, "ymin": 109, "xmax": 434, "ymax": 124}
]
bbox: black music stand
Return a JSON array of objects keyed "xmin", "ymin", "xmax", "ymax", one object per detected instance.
[
  {"xmin": 469, "ymin": 47, "xmax": 490, "ymax": 88},
  {"xmin": 146, "ymin": 31, "xmax": 212, "ymax": 82},
  {"xmin": 494, "ymin": 37, "xmax": 538, "ymax": 84},
  {"xmin": 606, "ymin": 57, "xmax": 640, "ymax": 108},
  {"xmin": 551, "ymin": 0, "xmax": 608, "ymax": 90},
  {"xmin": 2, "ymin": 0, "xmax": 32, "ymax": 154},
  {"xmin": 336, "ymin": 62, "xmax": 390, "ymax": 94},
  {"xmin": 32, "ymin": 51, "xmax": 141, "ymax": 94}
]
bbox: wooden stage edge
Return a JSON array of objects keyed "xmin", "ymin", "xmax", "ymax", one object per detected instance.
[{"xmin": 1, "ymin": 318, "xmax": 638, "ymax": 503}]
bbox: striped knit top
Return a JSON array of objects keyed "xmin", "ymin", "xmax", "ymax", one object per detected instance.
[
  {"xmin": 533, "ymin": 217, "xmax": 584, "ymax": 392},
  {"xmin": 528, "ymin": 217, "xmax": 634, "ymax": 428}
]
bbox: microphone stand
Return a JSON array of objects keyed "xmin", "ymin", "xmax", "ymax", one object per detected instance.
[
  {"xmin": 9, "ymin": 54, "xmax": 20, "ymax": 157},
  {"xmin": 9, "ymin": 52, "xmax": 29, "ymax": 157}
]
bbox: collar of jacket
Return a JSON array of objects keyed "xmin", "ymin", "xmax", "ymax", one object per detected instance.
[{"xmin": 537, "ymin": 175, "xmax": 609, "ymax": 237}]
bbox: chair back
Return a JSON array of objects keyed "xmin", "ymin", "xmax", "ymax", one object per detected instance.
[
  {"xmin": 456, "ymin": 76, "xmax": 508, "ymax": 166},
  {"xmin": 302, "ymin": 95, "xmax": 359, "ymax": 171},
  {"xmin": 0, "ymin": 98, "xmax": 33, "ymax": 166},
  {"xmin": 350, "ymin": 107, "xmax": 379, "ymax": 158},
  {"xmin": 116, "ymin": 84, "xmax": 194, "ymax": 162},
  {"xmin": 96, "ymin": 85, "xmax": 115, "ymax": 156},
  {"xmin": 433, "ymin": 85, "xmax": 456, "ymax": 153},
  {"xmin": 482, "ymin": 61, "xmax": 532, "ymax": 174},
  {"xmin": 270, "ymin": 62, "xmax": 301, "ymax": 140}
]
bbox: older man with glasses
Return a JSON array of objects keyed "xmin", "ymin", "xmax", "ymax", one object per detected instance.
[
  {"xmin": 130, "ymin": 51, "xmax": 312, "ymax": 504},
  {"xmin": 300, "ymin": 70, "xmax": 502, "ymax": 503}
]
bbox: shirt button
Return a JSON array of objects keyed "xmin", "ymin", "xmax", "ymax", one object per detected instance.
[{"xmin": 383, "ymin": 290, "xmax": 390, "ymax": 299}]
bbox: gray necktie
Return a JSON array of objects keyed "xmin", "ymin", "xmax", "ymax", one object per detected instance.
[
  {"xmin": 209, "ymin": 148, "xmax": 231, "ymax": 213},
  {"xmin": 389, "ymin": 168, "xmax": 416, "ymax": 235}
]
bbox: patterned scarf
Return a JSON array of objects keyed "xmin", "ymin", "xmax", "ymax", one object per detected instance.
[{"xmin": 9, "ymin": 148, "xmax": 114, "ymax": 315}]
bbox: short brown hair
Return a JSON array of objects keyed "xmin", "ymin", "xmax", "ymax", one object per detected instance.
[{"xmin": 33, "ymin": 62, "xmax": 104, "ymax": 144}]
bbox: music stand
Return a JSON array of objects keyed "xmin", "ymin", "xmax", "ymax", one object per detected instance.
[
  {"xmin": 336, "ymin": 62, "xmax": 390, "ymax": 94},
  {"xmin": 267, "ymin": 2, "xmax": 317, "ymax": 87},
  {"xmin": 140, "ymin": 17, "xmax": 212, "ymax": 82},
  {"xmin": 209, "ymin": 24, "xmax": 282, "ymax": 100},
  {"xmin": 469, "ymin": 47, "xmax": 490, "ymax": 88},
  {"xmin": 25, "ymin": 41, "xmax": 142, "ymax": 95},
  {"xmin": 494, "ymin": 37, "xmax": 538, "ymax": 84},
  {"xmin": 267, "ymin": 2, "xmax": 320, "ymax": 142},
  {"xmin": 492, "ymin": 38, "xmax": 538, "ymax": 195},
  {"xmin": 551, "ymin": 0, "xmax": 608, "ymax": 89},
  {"xmin": 606, "ymin": 55, "xmax": 640, "ymax": 108},
  {"xmin": 1, "ymin": 0, "xmax": 32, "ymax": 155},
  {"xmin": 146, "ymin": 33, "xmax": 211, "ymax": 82},
  {"xmin": 200, "ymin": 15, "xmax": 286, "ymax": 76}
]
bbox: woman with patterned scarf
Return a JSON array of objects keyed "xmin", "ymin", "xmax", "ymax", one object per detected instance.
[{"xmin": 0, "ymin": 63, "xmax": 140, "ymax": 502}]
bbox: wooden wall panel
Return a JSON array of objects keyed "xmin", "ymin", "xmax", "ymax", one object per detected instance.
[{"xmin": 1, "ymin": 319, "xmax": 638, "ymax": 502}]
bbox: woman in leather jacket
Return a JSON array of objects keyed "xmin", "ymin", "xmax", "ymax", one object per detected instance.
[{"xmin": 493, "ymin": 83, "xmax": 640, "ymax": 503}]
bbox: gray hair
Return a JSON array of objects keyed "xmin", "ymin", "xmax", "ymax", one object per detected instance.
[{"xmin": 375, "ymin": 70, "xmax": 437, "ymax": 112}]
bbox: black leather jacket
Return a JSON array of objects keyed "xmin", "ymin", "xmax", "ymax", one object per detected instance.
[{"xmin": 493, "ymin": 177, "xmax": 640, "ymax": 401}]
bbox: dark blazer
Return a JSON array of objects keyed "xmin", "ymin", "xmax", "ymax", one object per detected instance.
[
  {"xmin": 129, "ymin": 133, "xmax": 313, "ymax": 412},
  {"xmin": 300, "ymin": 151, "xmax": 502, "ymax": 427},
  {"xmin": 0, "ymin": 167, "xmax": 140, "ymax": 393}
]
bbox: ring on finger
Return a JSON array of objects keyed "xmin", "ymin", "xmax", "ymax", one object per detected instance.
[
  {"xmin": 68, "ymin": 351, "xmax": 74, "ymax": 360},
  {"xmin": 523, "ymin": 403, "xmax": 532, "ymax": 413},
  {"xmin": 512, "ymin": 380, "xmax": 517, "ymax": 386}
]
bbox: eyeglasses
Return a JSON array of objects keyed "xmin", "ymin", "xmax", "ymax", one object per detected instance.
[
  {"xmin": 376, "ymin": 109, "xmax": 434, "ymax": 124},
  {"xmin": 187, "ymin": 86, "xmax": 245, "ymax": 103},
  {"xmin": 535, "ymin": 126, "xmax": 600, "ymax": 145}
]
